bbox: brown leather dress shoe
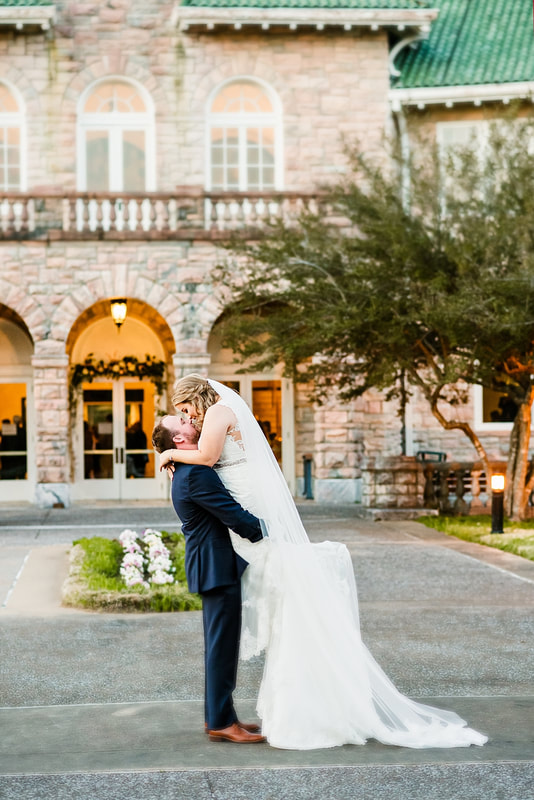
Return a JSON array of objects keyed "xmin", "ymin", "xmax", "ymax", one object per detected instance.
[
  {"xmin": 208, "ymin": 722, "xmax": 266, "ymax": 743},
  {"xmin": 204, "ymin": 721, "xmax": 262, "ymax": 734}
]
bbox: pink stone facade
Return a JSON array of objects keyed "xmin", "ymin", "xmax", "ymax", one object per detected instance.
[{"xmin": 0, "ymin": 3, "xmax": 516, "ymax": 507}]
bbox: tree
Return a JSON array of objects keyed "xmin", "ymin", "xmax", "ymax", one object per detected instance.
[{"xmin": 213, "ymin": 115, "xmax": 534, "ymax": 520}]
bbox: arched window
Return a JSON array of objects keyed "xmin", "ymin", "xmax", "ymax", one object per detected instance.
[
  {"xmin": 77, "ymin": 79, "xmax": 155, "ymax": 192},
  {"xmin": 207, "ymin": 79, "xmax": 282, "ymax": 191},
  {"xmin": 0, "ymin": 83, "xmax": 24, "ymax": 191}
]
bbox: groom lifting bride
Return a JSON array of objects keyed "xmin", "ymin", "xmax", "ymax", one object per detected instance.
[
  {"xmin": 152, "ymin": 413, "xmax": 266, "ymax": 744},
  {"xmin": 153, "ymin": 374, "xmax": 487, "ymax": 751}
]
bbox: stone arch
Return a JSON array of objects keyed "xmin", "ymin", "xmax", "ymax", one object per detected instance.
[
  {"xmin": 62, "ymin": 57, "xmax": 170, "ymax": 120},
  {"xmin": 51, "ymin": 275, "xmax": 183, "ymax": 356},
  {"xmin": 0, "ymin": 62, "xmax": 42, "ymax": 116},
  {"xmin": 0, "ymin": 279, "xmax": 46, "ymax": 345},
  {"xmin": 0, "ymin": 303, "xmax": 33, "ymax": 344},
  {"xmin": 57, "ymin": 58, "xmax": 172, "ymax": 190},
  {"xmin": 189, "ymin": 54, "xmax": 290, "ymax": 118},
  {"xmin": 65, "ymin": 298, "xmax": 176, "ymax": 361}
]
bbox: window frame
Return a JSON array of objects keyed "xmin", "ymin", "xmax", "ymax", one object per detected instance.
[
  {"xmin": 205, "ymin": 77, "xmax": 284, "ymax": 192},
  {"xmin": 0, "ymin": 80, "xmax": 26, "ymax": 192},
  {"xmin": 76, "ymin": 77, "xmax": 156, "ymax": 192}
]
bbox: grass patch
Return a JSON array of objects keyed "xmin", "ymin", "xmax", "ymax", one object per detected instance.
[
  {"xmin": 418, "ymin": 515, "xmax": 534, "ymax": 562},
  {"xmin": 62, "ymin": 533, "xmax": 202, "ymax": 612}
]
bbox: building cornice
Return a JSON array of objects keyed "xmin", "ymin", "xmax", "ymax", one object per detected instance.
[
  {"xmin": 0, "ymin": 4, "xmax": 55, "ymax": 31},
  {"xmin": 390, "ymin": 81, "xmax": 534, "ymax": 111},
  {"xmin": 172, "ymin": 5, "xmax": 438, "ymax": 35}
]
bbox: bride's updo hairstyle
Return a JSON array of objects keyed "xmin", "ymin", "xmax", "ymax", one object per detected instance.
[{"xmin": 172, "ymin": 373, "xmax": 220, "ymax": 429}]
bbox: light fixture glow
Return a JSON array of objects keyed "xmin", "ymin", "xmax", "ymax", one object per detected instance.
[
  {"xmin": 490, "ymin": 474, "xmax": 505, "ymax": 492},
  {"xmin": 110, "ymin": 298, "xmax": 127, "ymax": 330}
]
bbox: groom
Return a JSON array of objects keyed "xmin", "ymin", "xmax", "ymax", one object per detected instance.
[{"xmin": 152, "ymin": 414, "xmax": 266, "ymax": 744}]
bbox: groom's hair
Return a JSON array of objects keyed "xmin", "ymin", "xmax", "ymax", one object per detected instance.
[{"xmin": 152, "ymin": 420, "xmax": 174, "ymax": 453}]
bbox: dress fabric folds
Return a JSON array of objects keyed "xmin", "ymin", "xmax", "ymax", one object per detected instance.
[
  {"xmin": 213, "ymin": 432, "xmax": 487, "ymax": 751},
  {"xmin": 207, "ymin": 381, "xmax": 487, "ymax": 751}
]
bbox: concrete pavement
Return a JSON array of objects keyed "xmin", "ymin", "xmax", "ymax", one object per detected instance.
[{"xmin": 0, "ymin": 502, "xmax": 533, "ymax": 799}]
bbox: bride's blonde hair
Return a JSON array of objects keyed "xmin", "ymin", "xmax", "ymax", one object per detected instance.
[{"xmin": 172, "ymin": 373, "xmax": 220, "ymax": 429}]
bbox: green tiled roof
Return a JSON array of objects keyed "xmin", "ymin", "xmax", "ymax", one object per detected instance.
[
  {"xmin": 0, "ymin": 1, "xmax": 54, "ymax": 6},
  {"xmin": 180, "ymin": 1, "xmax": 433, "ymax": 8},
  {"xmin": 393, "ymin": 0, "xmax": 533, "ymax": 88}
]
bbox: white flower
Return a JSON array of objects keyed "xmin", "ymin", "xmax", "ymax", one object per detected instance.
[{"xmin": 118, "ymin": 528, "xmax": 176, "ymax": 589}]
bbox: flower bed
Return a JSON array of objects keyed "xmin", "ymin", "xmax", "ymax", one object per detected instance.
[{"xmin": 62, "ymin": 531, "xmax": 202, "ymax": 612}]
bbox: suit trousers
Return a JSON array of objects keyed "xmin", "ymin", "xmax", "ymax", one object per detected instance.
[{"xmin": 201, "ymin": 581, "xmax": 242, "ymax": 730}]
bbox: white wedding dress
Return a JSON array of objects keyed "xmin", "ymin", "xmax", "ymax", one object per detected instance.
[{"xmin": 208, "ymin": 380, "xmax": 488, "ymax": 751}]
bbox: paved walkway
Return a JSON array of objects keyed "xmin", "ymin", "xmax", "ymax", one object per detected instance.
[{"xmin": 0, "ymin": 503, "xmax": 533, "ymax": 800}]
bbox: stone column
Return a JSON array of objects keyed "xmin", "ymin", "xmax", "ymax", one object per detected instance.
[
  {"xmin": 31, "ymin": 353, "xmax": 71, "ymax": 507},
  {"xmin": 172, "ymin": 352, "xmax": 211, "ymax": 380}
]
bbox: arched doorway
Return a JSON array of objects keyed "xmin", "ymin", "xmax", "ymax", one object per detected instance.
[
  {"xmin": 207, "ymin": 321, "xmax": 295, "ymax": 493},
  {"xmin": 68, "ymin": 300, "xmax": 174, "ymax": 501},
  {"xmin": 0, "ymin": 308, "xmax": 35, "ymax": 501}
]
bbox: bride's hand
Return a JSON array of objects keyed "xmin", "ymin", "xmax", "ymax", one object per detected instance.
[{"xmin": 159, "ymin": 449, "xmax": 176, "ymax": 473}]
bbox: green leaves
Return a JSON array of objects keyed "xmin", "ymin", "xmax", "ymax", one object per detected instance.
[{"xmin": 214, "ymin": 114, "xmax": 534, "ymax": 412}]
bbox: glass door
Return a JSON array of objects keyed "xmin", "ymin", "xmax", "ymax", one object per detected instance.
[
  {"xmin": 121, "ymin": 379, "xmax": 159, "ymax": 500},
  {"xmin": 0, "ymin": 380, "xmax": 34, "ymax": 501},
  {"xmin": 75, "ymin": 378, "xmax": 166, "ymax": 500},
  {"xmin": 217, "ymin": 374, "xmax": 295, "ymax": 493}
]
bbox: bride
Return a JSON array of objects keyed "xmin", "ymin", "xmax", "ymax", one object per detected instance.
[{"xmin": 158, "ymin": 374, "xmax": 488, "ymax": 751}]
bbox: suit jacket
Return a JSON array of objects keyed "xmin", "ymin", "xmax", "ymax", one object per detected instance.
[{"xmin": 171, "ymin": 462, "xmax": 263, "ymax": 594}]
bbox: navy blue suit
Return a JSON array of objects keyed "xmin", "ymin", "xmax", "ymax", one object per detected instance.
[{"xmin": 171, "ymin": 462, "xmax": 263, "ymax": 730}]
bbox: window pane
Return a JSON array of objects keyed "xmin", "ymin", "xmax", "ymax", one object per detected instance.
[
  {"xmin": 83, "ymin": 384, "xmax": 113, "ymax": 480},
  {"xmin": 86, "ymin": 131, "xmax": 109, "ymax": 191},
  {"xmin": 247, "ymin": 167, "xmax": 260, "ymax": 188},
  {"xmin": 211, "ymin": 147, "xmax": 224, "ymax": 165},
  {"xmin": 252, "ymin": 380, "xmax": 282, "ymax": 464},
  {"xmin": 262, "ymin": 166, "xmax": 275, "ymax": 187},
  {"xmin": 211, "ymin": 166, "xmax": 224, "ymax": 188},
  {"xmin": 227, "ymin": 167, "xmax": 239, "ymax": 189},
  {"xmin": 84, "ymin": 81, "xmax": 146, "ymax": 114},
  {"xmin": 0, "ymin": 384, "xmax": 27, "ymax": 480},
  {"xmin": 211, "ymin": 81, "xmax": 273, "ymax": 113},
  {"xmin": 7, "ymin": 128, "xmax": 19, "ymax": 146},
  {"xmin": 483, "ymin": 388, "xmax": 518, "ymax": 423},
  {"xmin": 0, "ymin": 84, "xmax": 19, "ymax": 113},
  {"xmin": 0, "ymin": 127, "xmax": 20, "ymax": 191},
  {"xmin": 226, "ymin": 146, "xmax": 239, "ymax": 165},
  {"xmin": 122, "ymin": 130, "xmax": 146, "ymax": 192},
  {"xmin": 125, "ymin": 382, "xmax": 155, "ymax": 479},
  {"xmin": 7, "ymin": 168, "xmax": 19, "ymax": 187}
]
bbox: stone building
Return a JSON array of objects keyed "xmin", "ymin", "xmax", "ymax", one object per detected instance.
[{"xmin": 0, "ymin": 0, "xmax": 531, "ymax": 508}]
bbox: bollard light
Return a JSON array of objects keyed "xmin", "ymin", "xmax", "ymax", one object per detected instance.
[{"xmin": 490, "ymin": 473, "xmax": 505, "ymax": 534}]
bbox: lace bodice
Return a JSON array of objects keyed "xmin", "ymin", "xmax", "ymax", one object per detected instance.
[{"xmin": 214, "ymin": 421, "xmax": 247, "ymax": 470}]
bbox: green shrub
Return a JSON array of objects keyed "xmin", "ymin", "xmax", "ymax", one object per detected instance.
[
  {"xmin": 62, "ymin": 533, "xmax": 202, "ymax": 612},
  {"xmin": 418, "ymin": 515, "xmax": 534, "ymax": 562}
]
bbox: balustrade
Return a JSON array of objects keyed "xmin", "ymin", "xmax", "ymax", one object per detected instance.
[
  {"xmin": 421, "ymin": 461, "xmax": 509, "ymax": 515},
  {"xmin": 0, "ymin": 190, "xmax": 324, "ymax": 240}
]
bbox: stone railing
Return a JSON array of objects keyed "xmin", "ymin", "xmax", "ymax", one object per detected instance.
[
  {"xmin": 0, "ymin": 190, "xmax": 325, "ymax": 241},
  {"xmin": 361, "ymin": 456, "xmax": 511, "ymax": 515},
  {"xmin": 419, "ymin": 460, "xmax": 508, "ymax": 515}
]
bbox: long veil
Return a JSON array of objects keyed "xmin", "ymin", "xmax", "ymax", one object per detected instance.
[
  {"xmin": 208, "ymin": 378, "xmax": 308, "ymax": 544},
  {"xmin": 208, "ymin": 378, "xmax": 488, "ymax": 749}
]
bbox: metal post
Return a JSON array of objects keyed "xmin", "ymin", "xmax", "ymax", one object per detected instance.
[
  {"xmin": 302, "ymin": 455, "xmax": 313, "ymax": 500},
  {"xmin": 490, "ymin": 473, "xmax": 505, "ymax": 534},
  {"xmin": 491, "ymin": 490, "xmax": 504, "ymax": 534}
]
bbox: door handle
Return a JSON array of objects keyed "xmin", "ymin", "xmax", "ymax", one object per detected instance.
[{"xmin": 114, "ymin": 447, "xmax": 125, "ymax": 464}]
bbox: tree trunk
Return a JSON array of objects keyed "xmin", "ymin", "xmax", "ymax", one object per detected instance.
[
  {"xmin": 505, "ymin": 387, "xmax": 534, "ymax": 521},
  {"xmin": 429, "ymin": 396, "xmax": 491, "ymax": 478}
]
